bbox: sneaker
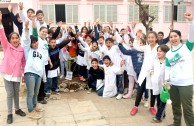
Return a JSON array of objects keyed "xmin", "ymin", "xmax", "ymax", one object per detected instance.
[
  {"xmin": 82, "ymin": 78, "xmax": 86, "ymax": 82},
  {"xmin": 15, "ymin": 109, "xmax": 26, "ymax": 117},
  {"xmin": 152, "ymin": 117, "xmax": 162, "ymax": 123},
  {"xmin": 7, "ymin": 114, "xmax": 13, "ymax": 124},
  {"xmin": 130, "ymin": 106, "xmax": 138, "ymax": 115},
  {"xmin": 116, "ymin": 94, "xmax": 123, "ymax": 100},
  {"xmin": 45, "ymin": 92, "xmax": 51, "ymax": 97},
  {"xmin": 38, "ymin": 99, "xmax": 47, "ymax": 104},
  {"xmin": 144, "ymin": 100, "xmax": 149, "ymax": 107},
  {"xmin": 34, "ymin": 105, "xmax": 44, "ymax": 112},
  {"xmin": 87, "ymin": 88, "xmax": 92, "ymax": 94},
  {"xmin": 60, "ymin": 75, "xmax": 64, "ymax": 79},
  {"xmin": 28, "ymin": 111, "xmax": 42, "ymax": 119},
  {"xmin": 123, "ymin": 93, "xmax": 131, "ymax": 99},
  {"xmin": 149, "ymin": 107, "xmax": 157, "ymax": 115},
  {"xmin": 53, "ymin": 91, "xmax": 60, "ymax": 95}
]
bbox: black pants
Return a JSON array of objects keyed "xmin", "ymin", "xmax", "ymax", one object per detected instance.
[
  {"xmin": 124, "ymin": 71, "xmax": 129, "ymax": 89},
  {"xmin": 135, "ymin": 78, "xmax": 155, "ymax": 107},
  {"xmin": 38, "ymin": 65, "xmax": 49, "ymax": 101},
  {"xmin": 78, "ymin": 65, "xmax": 87, "ymax": 78},
  {"xmin": 88, "ymin": 74, "xmax": 97, "ymax": 89}
]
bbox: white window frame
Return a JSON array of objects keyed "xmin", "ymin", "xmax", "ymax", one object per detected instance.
[
  {"xmin": 164, "ymin": 5, "xmax": 172, "ymax": 23},
  {"xmin": 164, "ymin": 4, "xmax": 186, "ymax": 23},
  {"xmin": 177, "ymin": 5, "xmax": 186, "ymax": 22},
  {"xmin": 149, "ymin": 5, "xmax": 159, "ymax": 23},
  {"xmin": 65, "ymin": 4, "xmax": 79, "ymax": 24},
  {"xmin": 128, "ymin": 4, "xmax": 139, "ymax": 23},
  {"xmin": 94, "ymin": 4, "xmax": 117, "ymax": 23},
  {"xmin": 41, "ymin": 4, "xmax": 56, "ymax": 24}
]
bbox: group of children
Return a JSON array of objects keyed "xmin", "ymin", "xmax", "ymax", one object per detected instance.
[{"xmin": 0, "ymin": 2, "xmax": 194, "ymax": 126}]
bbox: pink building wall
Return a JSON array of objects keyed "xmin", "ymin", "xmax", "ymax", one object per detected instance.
[{"xmin": 0, "ymin": 0, "xmax": 193, "ymax": 39}]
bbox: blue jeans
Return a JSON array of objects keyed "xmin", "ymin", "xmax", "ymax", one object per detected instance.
[
  {"xmin": 45, "ymin": 77, "xmax": 58, "ymax": 93},
  {"xmin": 116, "ymin": 74, "xmax": 124, "ymax": 94},
  {"xmin": 24, "ymin": 73, "xmax": 41, "ymax": 112},
  {"xmin": 155, "ymin": 95, "xmax": 166, "ymax": 120}
]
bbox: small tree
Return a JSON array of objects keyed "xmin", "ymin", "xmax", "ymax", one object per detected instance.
[{"xmin": 135, "ymin": 0, "xmax": 155, "ymax": 35}]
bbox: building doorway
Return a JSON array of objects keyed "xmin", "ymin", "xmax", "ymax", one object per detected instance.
[{"xmin": 55, "ymin": 4, "xmax": 66, "ymax": 22}]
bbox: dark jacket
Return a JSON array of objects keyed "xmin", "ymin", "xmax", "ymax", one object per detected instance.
[
  {"xmin": 118, "ymin": 43, "xmax": 144, "ymax": 75},
  {"xmin": 89, "ymin": 67, "xmax": 104, "ymax": 80},
  {"xmin": 159, "ymin": 36, "xmax": 169, "ymax": 45},
  {"xmin": 9, "ymin": 12, "xmax": 23, "ymax": 35},
  {"xmin": 48, "ymin": 39, "xmax": 71, "ymax": 70}
]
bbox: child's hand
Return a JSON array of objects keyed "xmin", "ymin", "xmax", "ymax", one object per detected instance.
[
  {"xmin": 93, "ymin": 21, "xmax": 97, "ymax": 26},
  {"xmin": 120, "ymin": 60, "xmax": 125, "ymax": 67},
  {"xmin": 57, "ymin": 21, "xmax": 63, "ymax": 27},
  {"xmin": 49, "ymin": 62, "xmax": 53, "ymax": 69},
  {"xmin": 184, "ymin": 12, "xmax": 193, "ymax": 21},
  {"xmin": 99, "ymin": 20, "xmax": 103, "ymax": 26},
  {"xmin": 89, "ymin": 55, "xmax": 93, "ymax": 59},
  {"xmin": 77, "ymin": 32, "xmax": 81, "ymax": 37},
  {"xmin": 47, "ymin": 19, "xmax": 53, "ymax": 26},
  {"xmin": 169, "ymin": 24, "xmax": 173, "ymax": 31},
  {"xmin": 70, "ymin": 37, "xmax": 75, "ymax": 41},
  {"xmin": 163, "ymin": 81, "xmax": 171, "ymax": 90},
  {"xmin": 127, "ymin": 26, "xmax": 131, "ymax": 32},
  {"xmin": 61, "ymin": 25, "xmax": 66, "ymax": 32},
  {"xmin": 109, "ymin": 20, "xmax": 113, "ymax": 28},
  {"xmin": 119, "ymin": 39, "xmax": 124, "ymax": 44},
  {"xmin": 131, "ymin": 21, "xmax": 136, "ymax": 29},
  {"xmin": 78, "ymin": 43, "xmax": 81, "ymax": 47},
  {"xmin": 87, "ymin": 20, "xmax": 91, "ymax": 26},
  {"xmin": 73, "ymin": 22, "xmax": 77, "ymax": 26},
  {"xmin": 0, "ymin": 11, "xmax": 2, "ymax": 23},
  {"xmin": 19, "ymin": 2, "xmax": 23, "ymax": 10},
  {"xmin": 8, "ymin": 5, "xmax": 12, "ymax": 12},
  {"xmin": 96, "ymin": 18, "xmax": 100, "ymax": 23},
  {"xmin": 31, "ymin": 14, "xmax": 36, "ymax": 20}
]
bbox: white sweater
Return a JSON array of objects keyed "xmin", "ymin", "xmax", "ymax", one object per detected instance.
[
  {"xmin": 165, "ymin": 20, "xmax": 194, "ymax": 86},
  {"xmin": 23, "ymin": 30, "xmax": 46, "ymax": 82}
]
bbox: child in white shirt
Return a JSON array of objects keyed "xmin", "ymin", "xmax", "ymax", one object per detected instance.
[
  {"xmin": 150, "ymin": 45, "xmax": 169, "ymax": 123},
  {"xmin": 97, "ymin": 55, "xmax": 125, "ymax": 98}
]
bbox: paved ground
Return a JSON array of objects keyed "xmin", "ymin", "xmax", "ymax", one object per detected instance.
[{"xmin": 0, "ymin": 52, "xmax": 192, "ymax": 126}]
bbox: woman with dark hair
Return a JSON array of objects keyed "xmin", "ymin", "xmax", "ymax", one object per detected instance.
[{"xmin": 165, "ymin": 12, "xmax": 194, "ymax": 126}]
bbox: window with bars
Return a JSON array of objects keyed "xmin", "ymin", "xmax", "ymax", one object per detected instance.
[
  {"xmin": 128, "ymin": 4, "xmax": 139, "ymax": 23},
  {"xmin": 66, "ymin": 5, "xmax": 78, "ymax": 23},
  {"xmin": 129, "ymin": 4, "xmax": 159, "ymax": 23},
  {"xmin": 94, "ymin": 5, "xmax": 117, "ymax": 23},
  {"xmin": 41, "ymin": 4, "xmax": 78, "ymax": 24},
  {"xmin": 41, "ymin": 4, "xmax": 55, "ymax": 24},
  {"xmin": 149, "ymin": 5, "xmax": 159, "ymax": 22},
  {"xmin": 164, "ymin": 5, "xmax": 186, "ymax": 22}
]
